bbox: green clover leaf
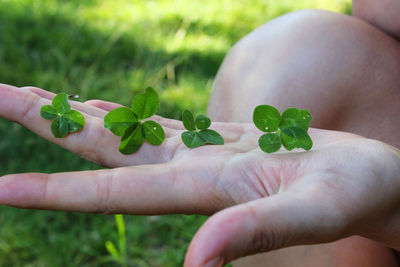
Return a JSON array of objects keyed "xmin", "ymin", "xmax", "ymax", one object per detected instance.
[
  {"xmin": 119, "ymin": 124, "xmax": 144, "ymax": 154},
  {"xmin": 181, "ymin": 110, "xmax": 224, "ymax": 148},
  {"xmin": 281, "ymin": 127, "xmax": 313, "ymax": 151},
  {"xmin": 253, "ymin": 105, "xmax": 281, "ymax": 132},
  {"xmin": 104, "ymin": 87, "xmax": 165, "ymax": 154},
  {"xmin": 253, "ymin": 106, "xmax": 313, "ymax": 153},
  {"xmin": 280, "ymin": 108, "xmax": 312, "ymax": 131},
  {"xmin": 198, "ymin": 129, "xmax": 224, "ymax": 145},
  {"xmin": 195, "ymin": 115, "xmax": 211, "ymax": 130},
  {"xmin": 258, "ymin": 133, "xmax": 281, "ymax": 153},
  {"xmin": 40, "ymin": 92, "xmax": 86, "ymax": 138},
  {"xmin": 52, "ymin": 92, "xmax": 71, "ymax": 114},
  {"xmin": 40, "ymin": 105, "xmax": 58, "ymax": 120},
  {"xmin": 281, "ymin": 126, "xmax": 308, "ymax": 138},
  {"xmin": 104, "ymin": 107, "xmax": 138, "ymax": 136},
  {"xmin": 181, "ymin": 131, "xmax": 206, "ymax": 148},
  {"xmin": 131, "ymin": 87, "xmax": 159, "ymax": 119},
  {"xmin": 182, "ymin": 110, "xmax": 196, "ymax": 131},
  {"xmin": 51, "ymin": 117, "xmax": 69, "ymax": 138},
  {"xmin": 64, "ymin": 110, "xmax": 85, "ymax": 133},
  {"xmin": 142, "ymin": 120, "xmax": 165, "ymax": 146}
]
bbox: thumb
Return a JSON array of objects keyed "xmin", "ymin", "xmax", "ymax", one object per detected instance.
[{"xmin": 184, "ymin": 193, "xmax": 348, "ymax": 267}]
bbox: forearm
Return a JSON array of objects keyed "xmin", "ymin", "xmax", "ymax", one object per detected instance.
[{"xmin": 352, "ymin": 0, "xmax": 400, "ymax": 39}]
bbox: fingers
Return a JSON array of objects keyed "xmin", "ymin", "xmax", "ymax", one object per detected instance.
[
  {"xmin": 21, "ymin": 86, "xmax": 55, "ymax": 99},
  {"xmin": 0, "ymin": 84, "xmax": 179, "ymax": 167},
  {"xmin": 0, "ymin": 163, "xmax": 224, "ymax": 215},
  {"xmin": 85, "ymin": 99, "xmax": 124, "ymax": 111},
  {"xmin": 21, "ymin": 86, "xmax": 108, "ymax": 118},
  {"xmin": 184, "ymin": 194, "xmax": 348, "ymax": 267}
]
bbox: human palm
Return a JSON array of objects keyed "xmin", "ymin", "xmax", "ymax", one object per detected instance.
[{"xmin": 1, "ymin": 84, "xmax": 400, "ymax": 266}]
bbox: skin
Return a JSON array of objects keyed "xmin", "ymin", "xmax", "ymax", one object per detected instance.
[
  {"xmin": 1, "ymin": 83, "xmax": 400, "ymax": 267},
  {"xmin": 352, "ymin": 0, "xmax": 400, "ymax": 40}
]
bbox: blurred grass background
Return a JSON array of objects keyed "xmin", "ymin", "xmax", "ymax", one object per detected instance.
[{"xmin": 0, "ymin": 0, "xmax": 351, "ymax": 266}]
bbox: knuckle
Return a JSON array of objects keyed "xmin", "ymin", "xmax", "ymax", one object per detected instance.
[
  {"xmin": 249, "ymin": 228, "xmax": 278, "ymax": 253},
  {"xmin": 95, "ymin": 169, "xmax": 114, "ymax": 214},
  {"xmin": 243, "ymin": 203, "xmax": 286, "ymax": 254},
  {"xmin": 21, "ymin": 93, "xmax": 40, "ymax": 122}
]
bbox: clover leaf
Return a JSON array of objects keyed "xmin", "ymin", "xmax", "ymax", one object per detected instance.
[
  {"xmin": 103, "ymin": 107, "xmax": 138, "ymax": 136},
  {"xmin": 280, "ymin": 108, "xmax": 312, "ymax": 131},
  {"xmin": 181, "ymin": 131, "xmax": 206, "ymax": 148},
  {"xmin": 253, "ymin": 105, "xmax": 281, "ymax": 132},
  {"xmin": 181, "ymin": 110, "xmax": 224, "ymax": 148},
  {"xmin": 253, "ymin": 105, "xmax": 313, "ymax": 153},
  {"xmin": 64, "ymin": 110, "xmax": 86, "ymax": 133},
  {"xmin": 182, "ymin": 110, "xmax": 196, "ymax": 131},
  {"xmin": 40, "ymin": 92, "xmax": 85, "ymax": 138},
  {"xmin": 142, "ymin": 121, "xmax": 165, "ymax": 145},
  {"xmin": 104, "ymin": 87, "xmax": 165, "ymax": 154},
  {"xmin": 132, "ymin": 87, "xmax": 159, "ymax": 119},
  {"xmin": 281, "ymin": 128, "xmax": 313, "ymax": 151},
  {"xmin": 195, "ymin": 115, "xmax": 211, "ymax": 130},
  {"xmin": 258, "ymin": 133, "xmax": 281, "ymax": 153},
  {"xmin": 119, "ymin": 124, "xmax": 144, "ymax": 154}
]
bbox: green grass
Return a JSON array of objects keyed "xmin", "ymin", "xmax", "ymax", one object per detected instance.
[{"xmin": 0, "ymin": 0, "xmax": 351, "ymax": 266}]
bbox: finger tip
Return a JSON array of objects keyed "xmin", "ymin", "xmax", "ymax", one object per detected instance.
[
  {"xmin": 0, "ymin": 174, "xmax": 19, "ymax": 204},
  {"xmin": 0, "ymin": 173, "xmax": 47, "ymax": 206},
  {"xmin": 185, "ymin": 208, "xmax": 244, "ymax": 267}
]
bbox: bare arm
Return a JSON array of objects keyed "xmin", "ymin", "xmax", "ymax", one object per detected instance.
[{"xmin": 353, "ymin": 0, "xmax": 400, "ymax": 39}]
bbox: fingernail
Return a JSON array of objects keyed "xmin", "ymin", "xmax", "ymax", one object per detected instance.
[{"xmin": 203, "ymin": 257, "xmax": 224, "ymax": 267}]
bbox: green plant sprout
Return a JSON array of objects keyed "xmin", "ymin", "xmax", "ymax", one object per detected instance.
[
  {"xmin": 105, "ymin": 214, "xmax": 127, "ymax": 267},
  {"xmin": 253, "ymin": 105, "xmax": 313, "ymax": 153},
  {"xmin": 40, "ymin": 92, "xmax": 85, "ymax": 138},
  {"xmin": 181, "ymin": 110, "xmax": 224, "ymax": 148},
  {"xmin": 104, "ymin": 87, "xmax": 165, "ymax": 154}
]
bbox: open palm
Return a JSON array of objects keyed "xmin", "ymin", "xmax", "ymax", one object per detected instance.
[{"xmin": 1, "ymin": 84, "xmax": 400, "ymax": 266}]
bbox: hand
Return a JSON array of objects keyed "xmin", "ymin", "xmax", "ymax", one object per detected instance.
[{"xmin": 1, "ymin": 83, "xmax": 400, "ymax": 267}]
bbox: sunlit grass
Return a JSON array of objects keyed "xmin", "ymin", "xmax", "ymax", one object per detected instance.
[{"xmin": 0, "ymin": 0, "xmax": 351, "ymax": 114}]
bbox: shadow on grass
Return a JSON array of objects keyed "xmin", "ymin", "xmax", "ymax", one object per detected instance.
[{"xmin": 0, "ymin": 6, "xmax": 227, "ymax": 95}]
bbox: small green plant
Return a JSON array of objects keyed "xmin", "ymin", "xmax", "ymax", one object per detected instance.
[
  {"xmin": 104, "ymin": 87, "xmax": 165, "ymax": 154},
  {"xmin": 40, "ymin": 92, "xmax": 85, "ymax": 138},
  {"xmin": 105, "ymin": 214, "xmax": 127, "ymax": 267},
  {"xmin": 253, "ymin": 105, "xmax": 313, "ymax": 153},
  {"xmin": 181, "ymin": 110, "xmax": 224, "ymax": 148}
]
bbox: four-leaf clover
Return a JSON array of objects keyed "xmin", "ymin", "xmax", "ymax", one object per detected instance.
[
  {"xmin": 253, "ymin": 105, "xmax": 313, "ymax": 153},
  {"xmin": 104, "ymin": 87, "xmax": 165, "ymax": 154},
  {"xmin": 181, "ymin": 110, "xmax": 224, "ymax": 148},
  {"xmin": 40, "ymin": 93, "xmax": 85, "ymax": 138},
  {"xmin": 40, "ymin": 90, "xmax": 313, "ymax": 155}
]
